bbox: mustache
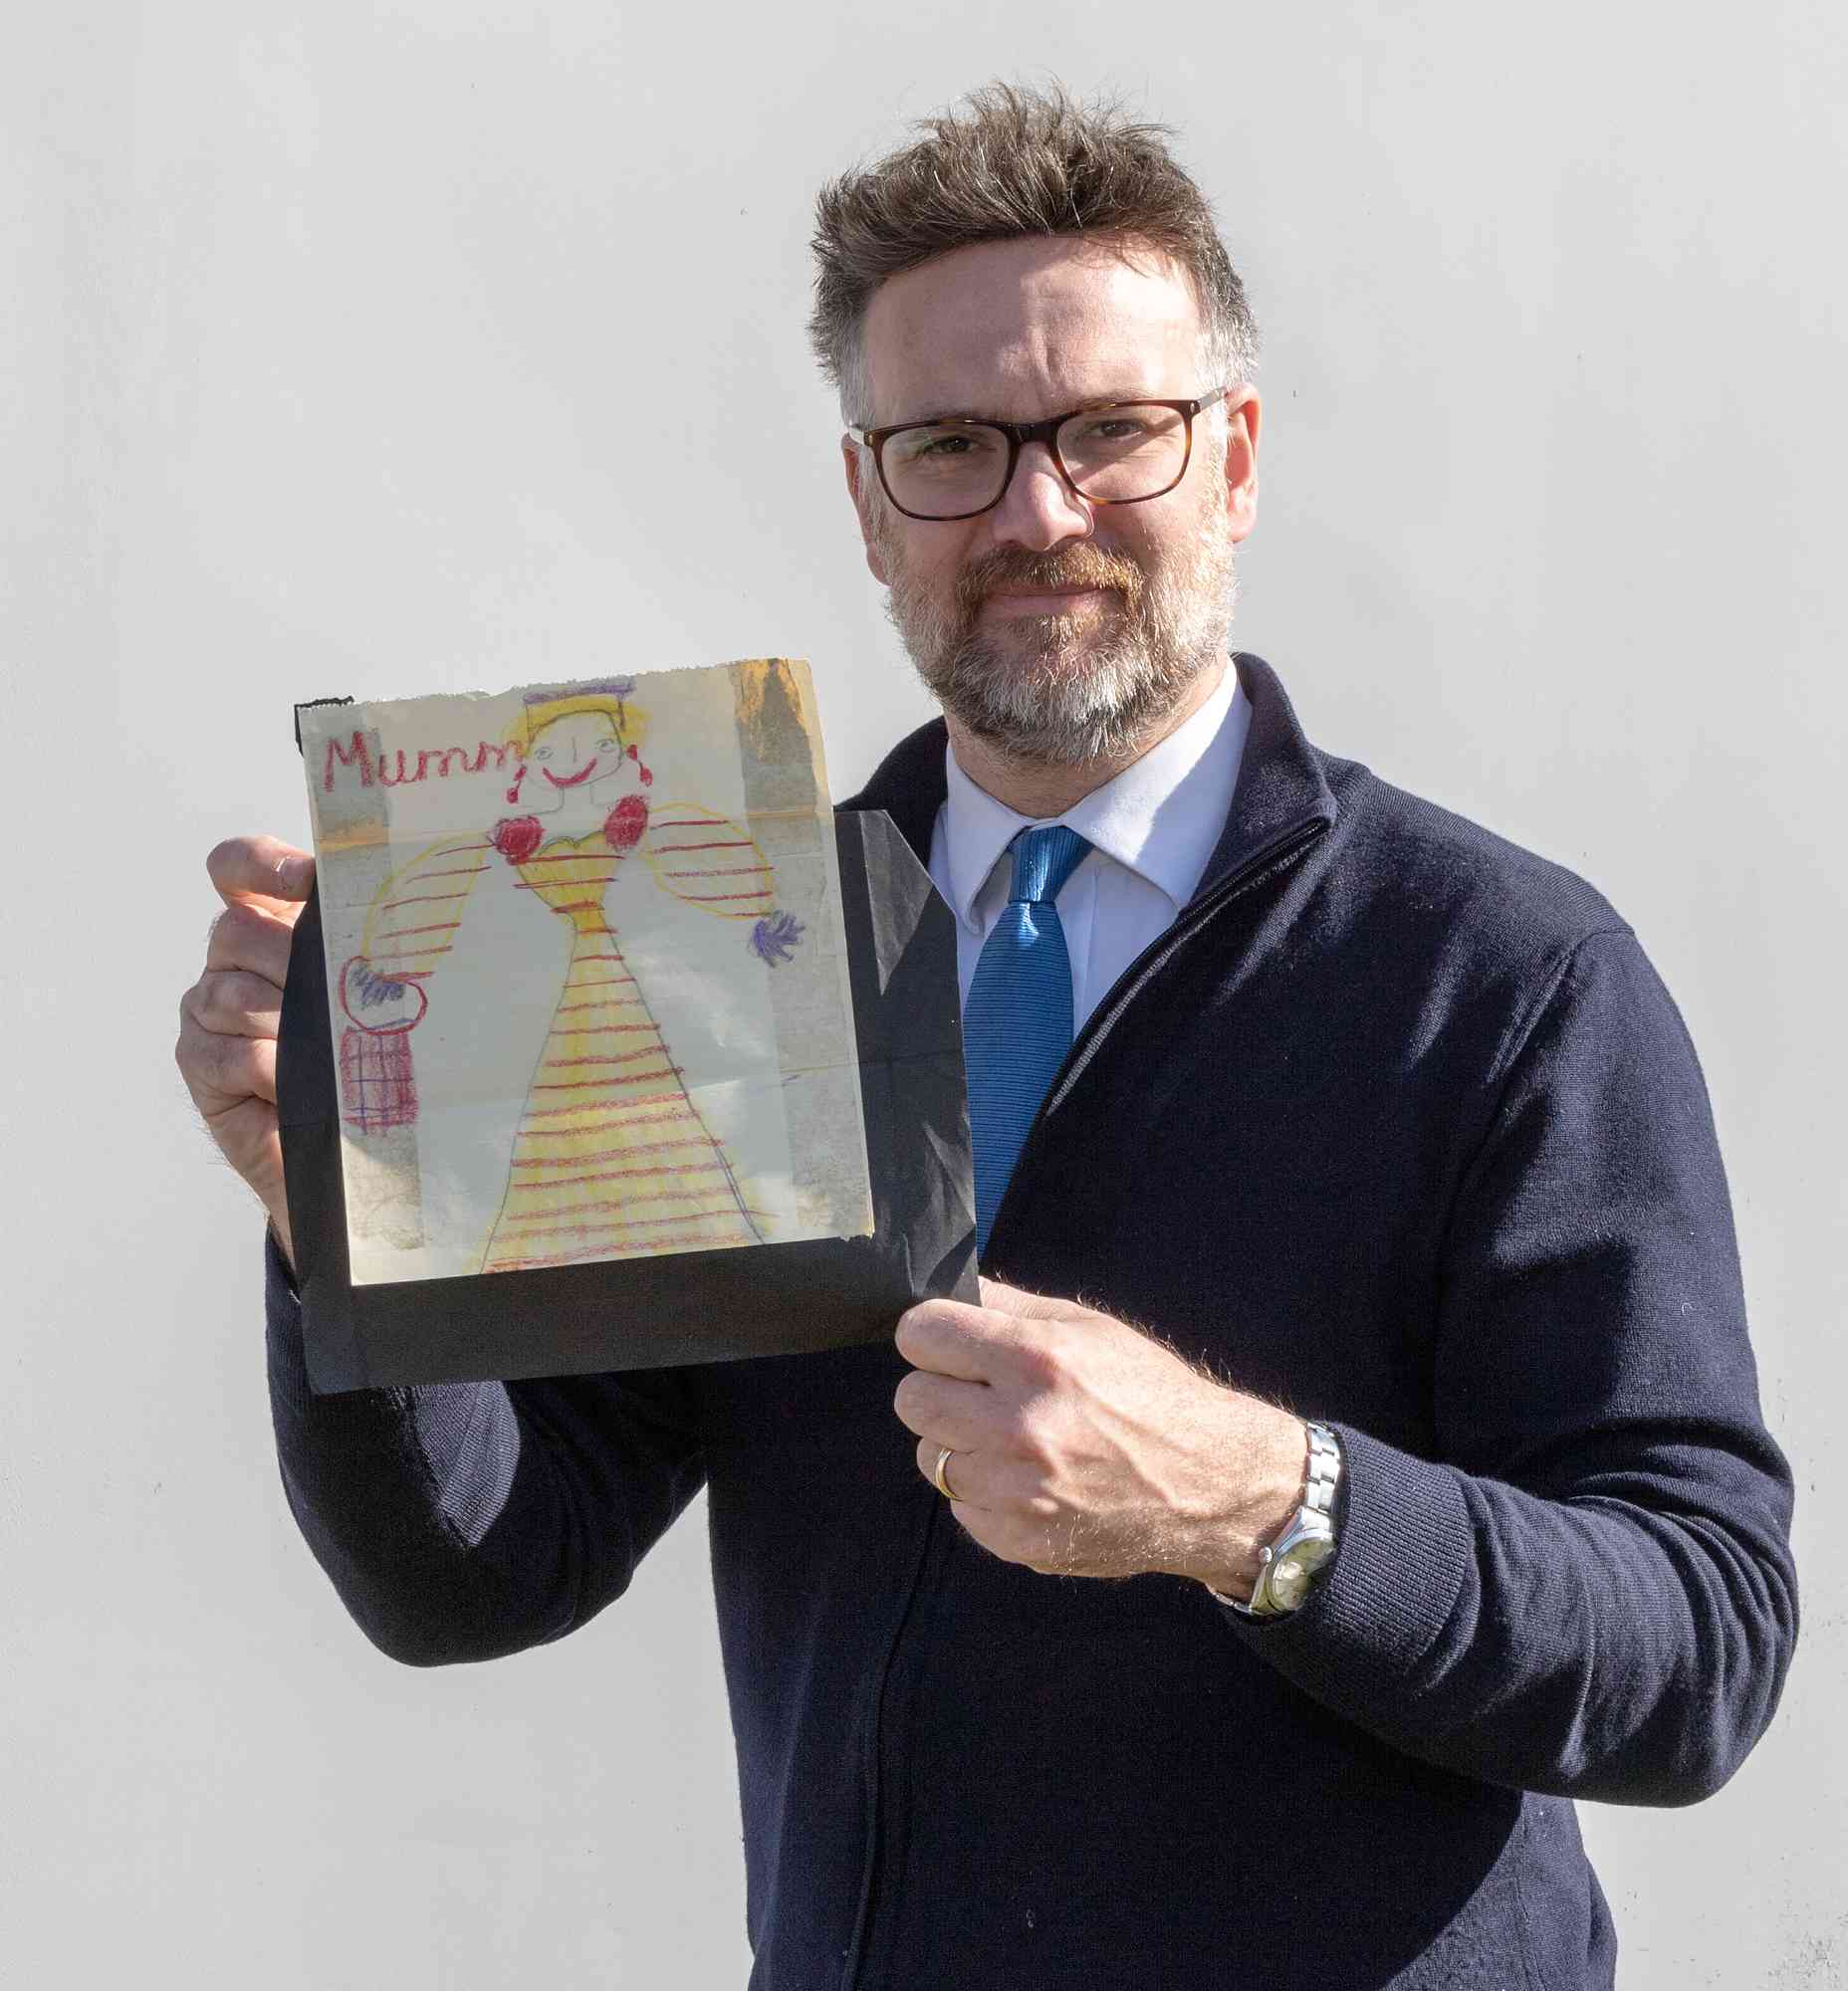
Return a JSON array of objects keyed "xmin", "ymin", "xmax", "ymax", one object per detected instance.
[{"xmin": 952, "ymin": 545, "xmax": 1146, "ymax": 617}]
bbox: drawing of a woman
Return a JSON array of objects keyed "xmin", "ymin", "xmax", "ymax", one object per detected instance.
[{"xmin": 336, "ymin": 681, "xmax": 805, "ymax": 1273}]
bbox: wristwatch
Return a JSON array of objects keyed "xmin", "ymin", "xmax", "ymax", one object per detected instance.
[{"xmin": 1209, "ymin": 1421, "xmax": 1342, "ymax": 1618}]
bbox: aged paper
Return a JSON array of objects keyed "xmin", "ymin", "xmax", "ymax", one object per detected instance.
[{"xmin": 298, "ymin": 662, "xmax": 873, "ymax": 1285}]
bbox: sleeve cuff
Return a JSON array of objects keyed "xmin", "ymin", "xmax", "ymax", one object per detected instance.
[
  {"xmin": 266, "ymin": 1220, "xmax": 300, "ymax": 1299},
  {"xmin": 1211, "ymin": 1422, "xmax": 1475, "ymax": 1695},
  {"xmin": 264, "ymin": 1218, "xmax": 316, "ymax": 1424}
]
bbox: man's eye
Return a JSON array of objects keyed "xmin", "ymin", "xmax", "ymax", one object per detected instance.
[
  {"xmin": 596, "ymin": 738, "xmax": 617, "ymax": 751},
  {"xmin": 535, "ymin": 748, "xmax": 553, "ymax": 760},
  {"xmin": 1081, "ymin": 417, "xmax": 1150, "ymax": 441},
  {"xmin": 901, "ymin": 429, "xmax": 994, "ymax": 463}
]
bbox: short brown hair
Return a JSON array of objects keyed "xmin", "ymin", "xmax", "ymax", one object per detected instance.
[{"xmin": 808, "ymin": 81, "xmax": 1260, "ymax": 423}]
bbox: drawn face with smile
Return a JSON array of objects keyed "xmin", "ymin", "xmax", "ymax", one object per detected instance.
[{"xmin": 525, "ymin": 710, "xmax": 629, "ymax": 815}]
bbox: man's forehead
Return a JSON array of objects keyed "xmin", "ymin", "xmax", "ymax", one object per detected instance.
[{"xmin": 861, "ymin": 235, "xmax": 1206, "ymax": 424}]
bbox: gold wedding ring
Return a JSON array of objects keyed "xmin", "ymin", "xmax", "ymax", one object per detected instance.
[{"xmin": 932, "ymin": 1444, "xmax": 963, "ymax": 1501}]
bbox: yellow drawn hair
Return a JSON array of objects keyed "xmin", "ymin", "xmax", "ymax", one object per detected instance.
[{"xmin": 513, "ymin": 691, "xmax": 652, "ymax": 757}]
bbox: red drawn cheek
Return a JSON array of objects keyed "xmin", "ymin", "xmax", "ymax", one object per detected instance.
[
  {"xmin": 492, "ymin": 814, "xmax": 544, "ymax": 863},
  {"xmin": 604, "ymin": 794, "xmax": 650, "ymax": 851}
]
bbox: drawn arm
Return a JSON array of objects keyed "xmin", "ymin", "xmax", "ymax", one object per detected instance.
[
  {"xmin": 635, "ymin": 799, "xmax": 805, "ymax": 963},
  {"xmin": 347, "ymin": 833, "xmax": 497, "ymax": 1009}
]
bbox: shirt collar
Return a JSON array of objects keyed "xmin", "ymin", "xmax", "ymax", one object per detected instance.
[{"xmin": 937, "ymin": 666, "xmax": 1250, "ymax": 933}]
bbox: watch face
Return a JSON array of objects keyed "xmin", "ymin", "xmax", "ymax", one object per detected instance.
[
  {"xmin": 1268, "ymin": 1535, "xmax": 1334, "ymax": 1611},
  {"xmin": 1270, "ymin": 1556, "xmax": 1310, "ymax": 1609}
]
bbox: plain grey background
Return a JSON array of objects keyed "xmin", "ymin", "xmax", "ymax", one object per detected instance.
[{"xmin": 5, "ymin": 3, "xmax": 1842, "ymax": 1985}]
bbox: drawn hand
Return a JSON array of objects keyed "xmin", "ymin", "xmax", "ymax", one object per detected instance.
[
  {"xmin": 340, "ymin": 956, "xmax": 429, "ymax": 1034},
  {"xmin": 893, "ymin": 1279, "xmax": 1307, "ymax": 1598},
  {"xmin": 176, "ymin": 835, "xmax": 315, "ymax": 1269},
  {"xmin": 750, "ymin": 910, "xmax": 806, "ymax": 965}
]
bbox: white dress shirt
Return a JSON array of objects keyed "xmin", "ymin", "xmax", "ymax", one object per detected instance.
[{"xmin": 927, "ymin": 668, "xmax": 1252, "ymax": 1031}]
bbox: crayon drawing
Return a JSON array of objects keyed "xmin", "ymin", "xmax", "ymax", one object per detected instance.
[{"xmin": 301, "ymin": 662, "xmax": 872, "ymax": 1286}]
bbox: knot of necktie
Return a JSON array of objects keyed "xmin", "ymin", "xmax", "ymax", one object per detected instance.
[{"xmin": 1008, "ymin": 824, "xmax": 1091, "ymax": 907}]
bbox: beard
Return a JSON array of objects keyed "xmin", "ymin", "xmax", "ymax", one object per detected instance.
[{"xmin": 875, "ymin": 490, "xmax": 1240, "ymax": 768}]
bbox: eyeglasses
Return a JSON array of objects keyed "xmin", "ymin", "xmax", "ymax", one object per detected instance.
[{"xmin": 855, "ymin": 387, "xmax": 1229, "ymax": 523}]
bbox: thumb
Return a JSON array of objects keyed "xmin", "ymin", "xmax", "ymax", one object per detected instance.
[
  {"xmin": 975, "ymin": 1276, "xmax": 1078, "ymax": 1319},
  {"xmin": 208, "ymin": 835, "xmax": 315, "ymax": 913}
]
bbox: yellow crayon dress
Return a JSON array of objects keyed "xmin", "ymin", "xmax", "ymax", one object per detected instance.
[{"xmin": 349, "ymin": 797, "xmax": 778, "ymax": 1273}]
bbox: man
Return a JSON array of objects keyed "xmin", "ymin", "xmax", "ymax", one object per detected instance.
[{"xmin": 177, "ymin": 84, "xmax": 1796, "ymax": 1990}]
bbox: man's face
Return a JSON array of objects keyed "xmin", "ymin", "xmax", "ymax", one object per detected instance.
[{"xmin": 843, "ymin": 235, "xmax": 1260, "ymax": 767}]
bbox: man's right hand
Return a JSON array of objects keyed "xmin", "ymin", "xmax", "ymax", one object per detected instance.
[{"xmin": 176, "ymin": 836, "xmax": 315, "ymax": 1268}]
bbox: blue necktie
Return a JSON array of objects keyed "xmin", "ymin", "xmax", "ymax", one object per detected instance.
[{"xmin": 963, "ymin": 824, "xmax": 1092, "ymax": 1255}]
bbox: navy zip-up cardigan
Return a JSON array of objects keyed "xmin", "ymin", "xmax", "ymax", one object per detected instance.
[{"xmin": 266, "ymin": 653, "xmax": 1797, "ymax": 1989}]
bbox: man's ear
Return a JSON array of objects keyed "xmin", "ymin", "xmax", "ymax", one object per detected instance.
[
  {"xmin": 841, "ymin": 436, "xmax": 892, "ymax": 586},
  {"xmin": 1221, "ymin": 388, "xmax": 1261, "ymax": 545}
]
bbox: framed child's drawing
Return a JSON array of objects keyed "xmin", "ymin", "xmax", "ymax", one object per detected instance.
[{"xmin": 283, "ymin": 660, "xmax": 974, "ymax": 1391}]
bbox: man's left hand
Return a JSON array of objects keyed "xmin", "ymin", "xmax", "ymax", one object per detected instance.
[{"xmin": 894, "ymin": 1280, "xmax": 1309, "ymax": 1598}]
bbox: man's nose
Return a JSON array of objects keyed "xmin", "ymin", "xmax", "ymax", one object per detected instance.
[{"xmin": 987, "ymin": 441, "xmax": 1093, "ymax": 552}]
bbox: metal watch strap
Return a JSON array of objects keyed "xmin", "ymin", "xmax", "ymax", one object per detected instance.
[{"xmin": 1207, "ymin": 1421, "xmax": 1342, "ymax": 1618}]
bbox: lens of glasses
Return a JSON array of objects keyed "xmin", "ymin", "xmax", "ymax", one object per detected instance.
[
  {"xmin": 1057, "ymin": 402, "xmax": 1190, "ymax": 502},
  {"xmin": 880, "ymin": 422, "xmax": 1013, "ymax": 518},
  {"xmin": 879, "ymin": 403, "xmax": 1192, "ymax": 519}
]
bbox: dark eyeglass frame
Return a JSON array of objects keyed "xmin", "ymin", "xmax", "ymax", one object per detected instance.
[{"xmin": 854, "ymin": 386, "xmax": 1230, "ymax": 523}]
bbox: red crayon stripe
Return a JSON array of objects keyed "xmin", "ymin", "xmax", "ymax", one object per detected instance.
[
  {"xmin": 502, "ymin": 1184, "xmax": 735, "ymax": 1219},
  {"xmin": 505, "ymin": 1164, "xmax": 727, "ymax": 1192},
  {"xmin": 517, "ymin": 1135, "xmax": 695, "ymax": 1159},
  {"xmin": 379, "ymin": 890, "xmax": 474, "ymax": 911},
  {"xmin": 373, "ymin": 920, "xmax": 462, "ymax": 941},
  {"xmin": 501, "ymin": 1204, "xmax": 749, "ymax": 1236},
  {"xmin": 527, "ymin": 1068, "xmax": 678, "ymax": 1092},
  {"xmin": 516, "ymin": 1098, "xmax": 698, "ymax": 1124},
  {"xmin": 543, "ymin": 1089, "xmax": 698, "ymax": 1115},
  {"xmin": 545, "ymin": 1023, "xmax": 659, "ymax": 1038},
  {"xmin": 542, "ymin": 1047, "xmax": 667, "ymax": 1069},
  {"xmin": 649, "ymin": 839, "xmax": 755, "ymax": 853},
  {"xmin": 492, "ymin": 1236, "xmax": 736, "ymax": 1270},
  {"xmin": 506, "ymin": 1203, "xmax": 745, "ymax": 1234},
  {"xmin": 510, "ymin": 1140, "xmax": 719, "ymax": 1170},
  {"xmin": 526, "ymin": 1121, "xmax": 695, "ymax": 1144}
]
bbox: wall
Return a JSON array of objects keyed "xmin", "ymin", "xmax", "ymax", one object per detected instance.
[{"xmin": 4, "ymin": 4, "xmax": 1841, "ymax": 1983}]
